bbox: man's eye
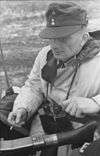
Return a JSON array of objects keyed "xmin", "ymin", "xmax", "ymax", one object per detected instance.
[{"xmin": 59, "ymin": 37, "xmax": 67, "ymax": 43}]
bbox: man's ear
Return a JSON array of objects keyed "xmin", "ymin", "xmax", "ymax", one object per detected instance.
[
  {"xmin": 82, "ymin": 33, "xmax": 89, "ymax": 42},
  {"xmin": 80, "ymin": 33, "xmax": 89, "ymax": 47}
]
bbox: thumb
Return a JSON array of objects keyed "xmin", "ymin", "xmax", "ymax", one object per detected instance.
[
  {"xmin": 8, "ymin": 112, "xmax": 17, "ymax": 125},
  {"xmin": 15, "ymin": 111, "xmax": 22, "ymax": 124},
  {"xmin": 62, "ymin": 99, "xmax": 70, "ymax": 109}
]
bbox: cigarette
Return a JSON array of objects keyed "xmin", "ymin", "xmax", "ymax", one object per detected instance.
[{"xmin": 10, "ymin": 126, "xmax": 13, "ymax": 131}]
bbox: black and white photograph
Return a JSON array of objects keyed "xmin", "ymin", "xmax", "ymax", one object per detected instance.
[{"xmin": 0, "ymin": 0, "xmax": 100, "ymax": 156}]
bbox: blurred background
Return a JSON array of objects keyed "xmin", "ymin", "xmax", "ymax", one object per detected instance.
[{"xmin": 0, "ymin": 0, "xmax": 100, "ymax": 96}]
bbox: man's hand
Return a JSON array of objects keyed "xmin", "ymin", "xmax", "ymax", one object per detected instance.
[
  {"xmin": 62, "ymin": 97, "xmax": 100, "ymax": 118},
  {"xmin": 8, "ymin": 108, "xmax": 28, "ymax": 127}
]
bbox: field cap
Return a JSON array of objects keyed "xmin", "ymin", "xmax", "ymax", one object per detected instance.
[{"xmin": 39, "ymin": 2, "xmax": 88, "ymax": 39}]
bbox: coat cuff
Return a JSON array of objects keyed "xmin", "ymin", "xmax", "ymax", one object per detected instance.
[{"xmin": 91, "ymin": 95, "xmax": 100, "ymax": 110}]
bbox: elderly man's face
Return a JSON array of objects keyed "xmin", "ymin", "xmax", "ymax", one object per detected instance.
[{"xmin": 49, "ymin": 31, "xmax": 83, "ymax": 61}]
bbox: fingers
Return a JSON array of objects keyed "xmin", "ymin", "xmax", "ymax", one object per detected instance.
[
  {"xmin": 70, "ymin": 103, "xmax": 77, "ymax": 116},
  {"xmin": 63, "ymin": 98, "xmax": 80, "ymax": 117},
  {"xmin": 8, "ymin": 112, "xmax": 17, "ymax": 125},
  {"xmin": 62, "ymin": 99, "xmax": 70, "ymax": 109},
  {"xmin": 63, "ymin": 99, "xmax": 76, "ymax": 116},
  {"xmin": 8, "ymin": 111, "xmax": 25, "ymax": 127},
  {"xmin": 16, "ymin": 111, "xmax": 22, "ymax": 124},
  {"xmin": 15, "ymin": 111, "xmax": 25, "ymax": 126},
  {"xmin": 65, "ymin": 102, "xmax": 74, "ymax": 114}
]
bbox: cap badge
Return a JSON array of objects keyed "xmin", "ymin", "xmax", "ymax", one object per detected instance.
[
  {"xmin": 51, "ymin": 18, "xmax": 55, "ymax": 25},
  {"xmin": 51, "ymin": 10, "xmax": 56, "ymax": 25}
]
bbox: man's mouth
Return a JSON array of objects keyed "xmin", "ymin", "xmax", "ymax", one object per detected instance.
[{"xmin": 53, "ymin": 48, "xmax": 64, "ymax": 55}]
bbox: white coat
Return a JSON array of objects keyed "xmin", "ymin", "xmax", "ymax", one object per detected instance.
[{"xmin": 12, "ymin": 40, "xmax": 100, "ymax": 156}]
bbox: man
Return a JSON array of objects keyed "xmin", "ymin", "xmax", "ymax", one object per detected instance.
[{"xmin": 8, "ymin": 2, "xmax": 100, "ymax": 156}]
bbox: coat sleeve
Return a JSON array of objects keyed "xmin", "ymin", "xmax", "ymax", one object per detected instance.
[
  {"xmin": 92, "ymin": 95, "xmax": 100, "ymax": 109},
  {"xmin": 12, "ymin": 50, "xmax": 44, "ymax": 119}
]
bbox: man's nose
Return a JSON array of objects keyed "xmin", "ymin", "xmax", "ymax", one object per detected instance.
[{"xmin": 49, "ymin": 38, "xmax": 59, "ymax": 45}]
